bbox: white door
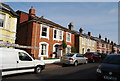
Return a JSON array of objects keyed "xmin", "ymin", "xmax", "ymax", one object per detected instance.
[
  {"xmin": 57, "ymin": 49, "xmax": 62, "ymax": 57},
  {"xmin": 17, "ymin": 52, "xmax": 35, "ymax": 72}
]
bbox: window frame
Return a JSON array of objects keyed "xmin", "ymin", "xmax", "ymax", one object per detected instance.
[
  {"xmin": 18, "ymin": 52, "xmax": 33, "ymax": 61},
  {"xmin": 53, "ymin": 28, "xmax": 63, "ymax": 41},
  {"xmin": 39, "ymin": 42, "xmax": 49, "ymax": 57},
  {"xmin": 66, "ymin": 45, "xmax": 71, "ymax": 54},
  {"xmin": 40, "ymin": 24, "xmax": 49, "ymax": 39},
  {"xmin": 0, "ymin": 13, "xmax": 5, "ymax": 28},
  {"xmin": 66, "ymin": 32, "xmax": 71, "ymax": 43}
]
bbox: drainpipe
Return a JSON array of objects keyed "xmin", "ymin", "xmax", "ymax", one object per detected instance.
[{"xmin": 34, "ymin": 21, "xmax": 38, "ymax": 59}]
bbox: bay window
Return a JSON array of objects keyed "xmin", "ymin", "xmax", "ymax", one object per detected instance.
[{"xmin": 0, "ymin": 13, "xmax": 5, "ymax": 27}]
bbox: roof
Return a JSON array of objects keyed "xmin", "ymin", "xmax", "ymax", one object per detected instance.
[
  {"xmin": 17, "ymin": 10, "xmax": 77, "ymax": 34},
  {"xmin": 0, "ymin": 2, "xmax": 18, "ymax": 17}
]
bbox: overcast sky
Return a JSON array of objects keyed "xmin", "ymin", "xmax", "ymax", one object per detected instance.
[{"xmin": 5, "ymin": 2, "xmax": 118, "ymax": 44}]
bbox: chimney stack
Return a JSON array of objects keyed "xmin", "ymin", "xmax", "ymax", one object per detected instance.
[
  {"xmin": 79, "ymin": 28, "xmax": 83, "ymax": 34},
  {"xmin": 29, "ymin": 6, "xmax": 36, "ymax": 17},
  {"xmin": 88, "ymin": 32, "xmax": 91, "ymax": 36},
  {"xmin": 105, "ymin": 38, "xmax": 107, "ymax": 42},
  {"xmin": 99, "ymin": 34, "xmax": 101, "ymax": 39},
  {"xmin": 111, "ymin": 41, "xmax": 113, "ymax": 45},
  {"xmin": 108, "ymin": 39, "xmax": 110, "ymax": 43},
  {"xmin": 68, "ymin": 22, "xmax": 74, "ymax": 30}
]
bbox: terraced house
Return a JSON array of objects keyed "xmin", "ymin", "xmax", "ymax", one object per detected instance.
[
  {"xmin": 0, "ymin": 3, "xmax": 17, "ymax": 44},
  {"xmin": 75, "ymin": 28, "xmax": 97, "ymax": 54},
  {"xmin": 94, "ymin": 34, "xmax": 118, "ymax": 54},
  {"xmin": 16, "ymin": 7, "xmax": 76, "ymax": 59}
]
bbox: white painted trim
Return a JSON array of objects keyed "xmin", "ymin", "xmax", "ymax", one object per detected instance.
[
  {"xmin": 66, "ymin": 45, "xmax": 71, "ymax": 53},
  {"xmin": 53, "ymin": 28, "xmax": 58, "ymax": 41},
  {"xmin": 0, "ymin": 34, "xmax": 16, "ymax": 39},
  {"xmin": 39, "ymin": 42, "xmax": 49, "ymax": 57},
  {"xmin": 40, "ymin": 24, "xmax": 49, "ymax": 40},
  {"xmin": 82, "ymin": 47, "xmax": 85, "ymax": 54},
  {"xmin": 66, "ymin": 32, "xmax": 71, "ymax": 43},
  {"xmin": 87, "ymin": 47, "xmax": 90, "ymax": 52},
  {"xmin": 53, "ymin": 28, "xmax": 63, "ymax": 41},
  {"xmin": 53, "ymin": 43, "xmax": 60, "ymax": 52}
]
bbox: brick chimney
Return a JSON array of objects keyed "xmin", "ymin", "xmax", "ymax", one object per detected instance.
[
  {"xmin": 108, "ymin": 39, "xmax": 110, "ymax": 43},
  {"xmin": 99, "ymin": 34, "xmax": 101, "ymax": 39},
  {"xmin": 68, "ymin": 22, "xmax": 74, "ymax": 30},
  {"xmin": 79, "ymin": 28, "xmax": 83, "ymax": 34},
  {"xmin": 88, "ymin": 32, "xmax": 91, "ymax": 36},
  {"xmin": 111, "ymin": 41, "xmax": 113, "ymax": 45},
  {"xmin": 105, "ymin": 38, "xmax": 107, "ymax": 42},
  {"xmin": 29, "ymin": 6, "xmax": 35, "ymax": 17}
]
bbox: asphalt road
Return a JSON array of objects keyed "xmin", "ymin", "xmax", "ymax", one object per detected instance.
[{"xmin": 2, "ymin": 63, "xmax": 100, "ymax": 80}]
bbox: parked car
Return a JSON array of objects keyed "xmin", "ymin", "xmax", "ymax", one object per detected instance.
[
  {"xmin": 0, "ymin": 48, "xmax": 45, "ymax": 76},
  {"xmin": 98, "ymin": 53, "xmax": 107, "ymax": 60},
  {"xmin": 83, "ymin": 52, "xmax": 101, "ymax": 62},
  {"xmin": 96, "ymin": 54, "xmax": 120, "ymax": 81},
  {"xmin": 60, "ymin": 53, "xmax": 88, "ymax": 66}
]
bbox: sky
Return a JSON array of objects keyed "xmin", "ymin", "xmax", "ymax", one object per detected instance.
[{"xmin": 5, "ymin": 2, "xmax": 118, "ymax": 44}]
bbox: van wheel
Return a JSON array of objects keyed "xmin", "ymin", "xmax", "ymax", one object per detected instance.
[
  {"xmin": 74, "ymin": 61, "xmax": 78, "ymax": 66},
  {"xmin": 35, "ymin": 66, "xmax": 42, "ymax": 73}
]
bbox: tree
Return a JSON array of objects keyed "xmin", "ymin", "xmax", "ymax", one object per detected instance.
[
  {"xmin": 62, "ymin": 40, "xmax": 67, "ymax": 55},
  {"xmin": 71, "ymin": 47, "xmax": 76, "ymax": 53}
]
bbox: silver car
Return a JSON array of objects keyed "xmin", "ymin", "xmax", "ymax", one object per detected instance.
[{"xmin": 60, "ymin": 53, "xmax": 88, "ymax": 66}]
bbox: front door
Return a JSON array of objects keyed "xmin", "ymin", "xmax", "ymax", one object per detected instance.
[
  {"xmin": 54, "ymin": 45, "xmax": 62, "ymax": 58},
  {"xmin": 57, "ymin": 49, "xmax": 62, "ymax": 57}
]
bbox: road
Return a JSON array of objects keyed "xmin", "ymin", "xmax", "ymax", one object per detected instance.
[{"xmin": 2, "ymin": 63, "xmax": 100, "ymax": 81}]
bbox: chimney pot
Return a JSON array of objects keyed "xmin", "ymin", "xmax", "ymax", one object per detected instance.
[{"xmin": 29, "ymin": 6, "xmax": 36, "ymax": 17}]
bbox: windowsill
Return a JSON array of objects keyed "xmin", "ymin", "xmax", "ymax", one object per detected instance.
[
  {"xmin": 66, "ymin": 41, "xmax": 71, "ymax": 43},
  {"xmin": 41, "ymin": 36, "xmax": 49, "ymax": 39},
  {"xmin": 53, "ymin": 38, "xmax": 63, "ymax": 41},
  {"xmin": 39, "ymin": 55, "xmax": 48, "ymax": 57},
  {"xmin": 0, "ymin": 27, "xmax": 16, "ymax": 33}
]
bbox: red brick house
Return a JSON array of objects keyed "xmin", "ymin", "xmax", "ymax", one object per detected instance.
[
  {"xmin": 16, "ymin": 7, "xmax": 76, "ymax": 59},
  {"xmin": 94, "ymin": 34, "xmax": 117, "ymax": 54}
]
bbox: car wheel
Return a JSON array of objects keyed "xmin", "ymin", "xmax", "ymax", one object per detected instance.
[
  {"xmin": 35, "ymin": 66, "xmax": 42, "ymax": 73},
  {"xmin": 85, "ymin": 60, "xmax": 88, "ymax": 64},
  {"xmin": 74, "ymin": 61, "xmax": 78, "ymax": 66},
  {"xmin": 62, "ymin": 63, "xmax": 66, "ymax": 67},
  {"xmin": 92, "ymin": 59, "xmax": 95, "ymax": 63}
]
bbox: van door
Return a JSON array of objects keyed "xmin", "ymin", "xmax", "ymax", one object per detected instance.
[
  {"xmin": 2, "ymin": 50, "xmax": 18, "ymax": 76},
  {"xmin": 17, "ymin": 52, "xmax": 35, "ymax": 72}
]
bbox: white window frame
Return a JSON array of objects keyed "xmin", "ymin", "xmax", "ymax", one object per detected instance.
[
  {"xmin": 40, "ymin": 24, "xmax": 49, "ymax": 39},
  {"xmin": 0, "ymin": 13, "xmax": 5, "ymax": 28},
  {"xmin": 82, "ymin": 37, "xmax": 84, "ymax": 45},
  {"xmin": 53, "ymin": 43, "xmax": 60, "ymax": 52},
  {"xmin": 59, "ymin": 30, "xmax": 63, "ymax": 41},
  {"xmin": 53, "ymin": 28, "xmax": 63, "ymax": 41},
  {"xmin": 66, "ymin": 45, "xmax": 71, "ymax": 54},
  {"xmin": 66, "ymin": 32, "xmax": 71, "ymax": 43},
  {"xmin": 39, "ymin": 42, "xmax": 49, "ymax": 57},
  {"xmin": 53, "ymin": 28, "xmax": 58, "ymax": 40}
]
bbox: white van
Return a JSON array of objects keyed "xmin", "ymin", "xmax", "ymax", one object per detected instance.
[{"xmin": 0, "ymin": 48, "xmax": 45, "ymax": 76}]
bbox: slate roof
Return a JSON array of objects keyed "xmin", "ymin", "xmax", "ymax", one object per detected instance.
[{"xmin": 0, "ymin": 2, "xmax": 18, "ymax": 17}]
